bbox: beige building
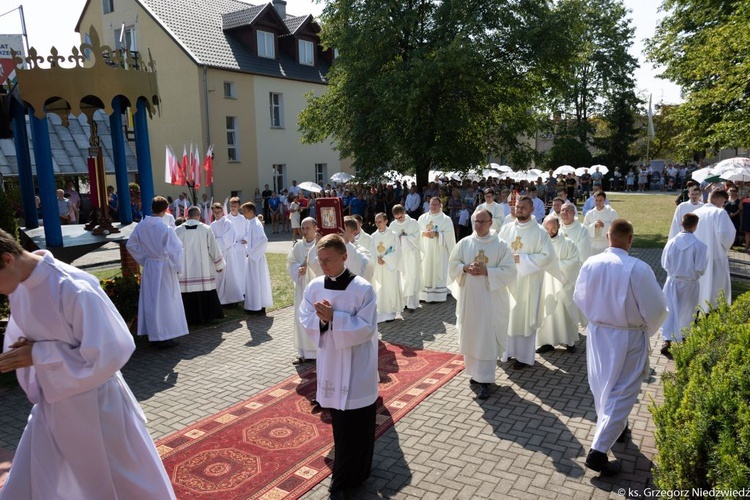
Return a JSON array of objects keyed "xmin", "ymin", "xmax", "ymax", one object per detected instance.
[{"xmin": 76, "ymin": 0, "xmax": 349, "ymax": 201}]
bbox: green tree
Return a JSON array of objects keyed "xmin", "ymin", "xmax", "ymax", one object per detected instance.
[
  {"xmin": 299, "ymin": 0, "xmax": 574, "ymax": 187},
  {"xmin": 549, "ymin": 0, "xmax": 638, "ymax": 146},
  {"xmin": 592, "ymin": 90, "xmax": 641, "ymax": 168},
  {"xmin": 646, "ymin": 0, "xmax": 750, "ymax": 151},
  {"xmin": 545, "ymin": 136, "xmax": 592, "ymax": 169}
]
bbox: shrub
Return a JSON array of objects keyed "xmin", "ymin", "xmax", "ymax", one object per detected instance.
[
  {"xmin": 101, "ymin": 274, "xmax": 140, "ymax": 334},
  {"xmin": 651, "ymin": 292, "xmax": 750, "ymax": 490},
  {"xmin": 0, "ymin": 186, "xmax": 18, "ymax": 324}
]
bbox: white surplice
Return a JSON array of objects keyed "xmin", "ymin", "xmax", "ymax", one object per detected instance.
[
  {"xmin": 693, "ymin": 203, "xmax": 736, "ymax": 310},
  {"xmin": 346, "ymin": 242, "xmax": 373, "ymax": 281},
  {"xmin": 210, "ymin": 216, "xmax": 245, "ymax": 304},
  {"xmin": 499, "ymin": 219, "xmax": 556, "ymax": 365},
  {"xmin": 355, "ymin": 231, "xmax": 373, "ymax": 254},
  {"xmin": 574, "ymin": 248, "xmax": 667, "ymax": 454},
  {"xmin": 473, "ymin": 202, "xmax": 506, "ymax": 231},
  {"xmin": 583, "ymin": 205, "xmax": 618, "ymax": 254},
  {"xmin": 299, "ymin": 276, "xmax": 379, "ymax": 410},
  {"xmin": 226, "ymin": 212, "xmax": 249, "ymax": 278},
  {"xmin": 287, "ymin": 238, "xmax": 320, "ymax": 358},
  {"xmin": 126, "ymin": 216, "xmax": 189, "ymax": 341},
  {"xmin": 561, "ymin": 219, "xmax": 592, "ymax": 264},
  {"xmin": 537, "ymin": 234, "xmax": 582, "ymax": 348},
  {"xmin": 1, "ymin": 252, "xmax": 175, "ymax": 500},
  {"xmin": 661, "ymin": 231, "xmax": 708, "ymax": 341},
  {"xmin": 370, "ymin": 228, "xmax": 404, "ymax": 322},
  {"xmin": 162, "ymin": 212, "xmax": 176, "ymax": 229},
  {"xmin": 389, "ymin": 215, "xmax": 423, "ymax": 309},
  {"xmin": 669, "ymin": 200, "xmax": 704, "ymax": 240},
  {"xmin": 175, "ymin": 220, "xmax": 225, "ymax": 293},
  {"xmin": 244, "ymin": 217, "xmax": 273, "ymax": 311},
  {"xmin": 448, "ymin": 232, "xmax": 516, "ymax": 383},
  {"xmin": 418, "ymin": 211, "xmax": 456, "ymax": 302}
]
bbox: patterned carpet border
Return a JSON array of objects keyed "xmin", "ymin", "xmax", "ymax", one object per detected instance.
[{"xmin": 156, "ymin": 341, "xmax": 464, "ymax": 499}]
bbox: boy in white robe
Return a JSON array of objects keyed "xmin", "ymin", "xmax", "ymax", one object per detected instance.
[
  {"xmin": 448, "ymin": 209, "xmax": 516, "ymax": 400},
  {"xmin": 499, "ymin": 197, "xmax": 556, "ymax": 369},
  {"xmin": 0, "ymin": 229, "xmax": 175, "ymax": 499},
  {"xmin": 418, "ymin": 197, "xmax": 456, "ymax": 302},
  {"xmin": 389, "ymin": 205, "xmax": 422, "ymax": 311},
  {"xmin": 472, "ymin": 188, "xmax": 506, "ymax": 230},
  {"xmin": 127, "ymin": 196, "xmax": 188, "ymax": 348},
  {"xmin": 668, "ymin": 186, "xmax": 703, "ymax": 240},
  {"xmin": 371, "ymin": 212, "xmax": 404, "ymax": 323},
  {"xmin": 241, "ymin": 202, "xmax": 273, "ymax": 315},
  {"xmin": 299, "ymin": 234, "xmax": 378, "ymax": 497},
  {"xmin": 583, "ymin": 191, "xmax": 618, "ymax": 255},
  {"xmin": 559, "ymin": 202, "xmax": 592, "ymax": 265},
  {"xmin": 536, "ymin": 217, "xmax": 582, "ymax": 353},
  {"xmin": 226, "ymin": 196, "xmax": 249, "ymax": 279},
  {"xmin": 286, "ymin": 217, "xmax": 320, "ymax": 364},
  {"xmin": 343, "ymin": 216, "xmax": 374, "ymax": 282},
  {"xmin": 574, "ymin": 219, "xmax": 667, "ymax": 476},
  {"xmin": 693, "ymin": 189, "xmax": 736, "ymax": 310},
  {"xmin": 661, "ymin": 213, "xmax": 708, "ymax": 356},
  {"xmin": 210, "ymin": 203, "xmax": 245, "ymax": 305}
]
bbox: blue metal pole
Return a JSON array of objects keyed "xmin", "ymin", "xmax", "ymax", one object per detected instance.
[
  {"xmin": 28, "ymin": 108, "xmax": 63, "ymax": 247},
  {"xmin": 134, "ymin": 98, "xmax": 154, "ymax": 216},
  {"xmin": 10, "ymin": 99, "xmax": 38, "ymax": 228},
  {"xmin": 109, "ymin": 96, "xmax": 132, "ymax": 224}
]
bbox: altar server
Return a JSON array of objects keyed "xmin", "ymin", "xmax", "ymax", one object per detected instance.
[{"xmin": 286, "ymin": 217, "xmax": 320, "ymax": 364}]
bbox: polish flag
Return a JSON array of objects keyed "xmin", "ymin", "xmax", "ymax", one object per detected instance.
[{"xmin": 204, "ymin": 144, "xmax": 214, "ymax": 186}]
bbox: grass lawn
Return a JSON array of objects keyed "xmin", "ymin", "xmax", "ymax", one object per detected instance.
[{"xmin": 606, "ymin": 193, "xmax": 675, "ymax": 248}]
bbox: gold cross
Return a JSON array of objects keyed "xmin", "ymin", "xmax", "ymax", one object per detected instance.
[{"xmin": 511, "ymin": 236, "xmax": 523, "ymax": 252}]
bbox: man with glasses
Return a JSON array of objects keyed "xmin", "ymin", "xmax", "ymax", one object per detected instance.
[
  {"xmin": 449, "ymin": 210, "xmax": 516, "ymax": 400},
  {"xmin": 560, "ymin": 202, "xmax": 592, "ymax": 264},
  {"xmin": 472, "ymin": 188, "xmax": 505, "ymax": 230},
  {"xmin": 418, "ymin": 197, "xmax": 456, "ymax": 302}
]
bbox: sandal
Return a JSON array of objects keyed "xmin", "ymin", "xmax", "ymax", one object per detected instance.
[{"xmin": 292, "ymin": 356, "xmax": 305, "ymax": 366}]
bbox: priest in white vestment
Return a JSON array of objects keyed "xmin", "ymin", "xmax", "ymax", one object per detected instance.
[
  {"xmin": 583, "ymin": 192, "xmax": 618, "ymax": 254},
  {"xmin": 226, "ymin": 197, "xmax": 249, "ymax": 279},
  {"xmin": 298, "ymin": 235, "xmax": 379, "ymax": 496},
  {"xmin": 536, "ymin": 217, "xmax": 583, "ymax": 353},
  {"xmin": 574, "ymin": 219, "xmax": 667, "ymax": 476},
  {"xmin": 660, "ymin": 213, "xmax": 708, "ymax": 355},
  {"xmin": 499, "ymin": 197, "xmax": 556, "ymax": 368},
  {"xmin": 560, "ymin": 202, "xmax": 592, "ymax": 265},
  {"xmin": 389, "ymin": 205, "xmax": 422, "ymax": 310},
  {"xmin": 351, "ymin": 214, "xmax": 373, "ymax": 252},
  {"xmin": 0, "ymin": 231, "xmax": 176, "ymax": 499},
  {"xmin": 448, "ymin": 209, "xmax": 516, "ymax": 400},
  {"xmin": 175, "ymin": 206, "xmax": 225, "ymax": 325},
  {"xmin": 343, "ymin": 216, "xmax": 374, "ymax": 282},
  {"xmin": 242, "ymin": 202, "xmax": 273, "ymax": 314},
  {"xmin": 210, "ymin": 203, "xmax": 245, "ymax": 305},
  {"xmin": 668, "ymin": 186, "xmax": 703, "ymax": 240},
  {"xmin": 371, "ymin": 213, "xmax": 404, "ymax": 322},
  {"xmin": 418, "ymin": 197, "xmax": 456, "ymax": 302},
  {"xmin": 286, "ymin": 217, "xmax": 320, "ymax": 364},
  {"xmin": 472, "ymin": 188, "xmax": 506, "ymax": 230},
  {"xmin": 127, "ymin": 196, "xmax": 188, "ymax": 347},
  {"xmin": 693, "ymin": 189, "xmax": 735, "ymax": 310}
]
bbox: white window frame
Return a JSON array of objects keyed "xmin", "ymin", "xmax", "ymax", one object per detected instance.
[
  {"xmin": 270, "ymin": 92, "xmax": 284, "ymax": 128},
  {"xmin": 223, "ymin": 82, "xmax": 236, "ymax": 99},
  {"xmin": 299, "ymin": 39, "xmax": 314, "ymax": 66},
  {"xmin": 114, "ymin": 25, "xmax": 137, "ymax": 52},
  {"xmin": 272, "ymin": 164, "xmax": 286, "ymax": 194},
  {"xmin": 257, "ymin": 30, "xmax": 275, "ymax": 59},
  {"xmin": 314, "ymin": 163, "xmax": 327, "ymax": 185},
  {"xmin": 103, "ymin": 0, "xmax": 114, "ymax": 14},
  {"xmin": 226, "ymin": 116, "xmax": 239, "ymax": 162}
]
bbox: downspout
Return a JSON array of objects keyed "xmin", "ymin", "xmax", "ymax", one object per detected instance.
[{"xmin": 202, "ymin": 64, "xmax": 213, "ymax": 199}]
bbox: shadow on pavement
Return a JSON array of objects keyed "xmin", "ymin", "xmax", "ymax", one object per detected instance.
[{"xmin": 244, "ymin": 316, "xmax": 275, "ymax": 347}]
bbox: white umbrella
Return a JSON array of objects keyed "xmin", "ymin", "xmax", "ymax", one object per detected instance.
[
  {"xmin": 574, "ymin": 167, "xmax": 590, "ymax": 177},
  {"xmin": 590, "ymin": 164, "xmax": 609, "ymax": 175},
  {"xmin": 553, "ymin": 165, "xmax": 576, "ymax": 176},
  {"xmin": 298, "ymin": 181, "xmax": 323, "ymax": 193},
  {"xmin": 488, "ymin": 163, "xmax": 514, "ymax": 173},
  {"xmin": 482, "ymin": 169, "xmax": 501, "ymax": 178},
  {"xmin": 690, "ymin": 166, "xmax": 714, "ymax": 183},
  {"xmin": 720, "ymin": 167, "xmax": 750, "ymax": 182},
  {"xmin": 714, "ymin": 157, "xmax": 750, "ymax": 171},
  {"xmin": 529, "ymin": 168, "xmax": 544, "ymax": 177},
  {"xmin": 330, "ymin": 172, "xmax": 353, "ymax": 183}
]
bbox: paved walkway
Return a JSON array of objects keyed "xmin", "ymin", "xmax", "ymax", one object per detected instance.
[{"xmin": 1, "ymin": 247, "xmax": 675, "ymax": 499}]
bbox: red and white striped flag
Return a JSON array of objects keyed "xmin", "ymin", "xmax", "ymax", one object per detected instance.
[
  {"xmin": 193, "ymin": 144, "xmax": 202, "ymax": 189},
  {"xmin": 181, "ymin": 145, "xmax": 188, "ymax": 185},
  {"xmin": 204, "ymin": 144, "xmax": 214, "ymax": 186},
  {"xmin": 165, "ymin": 145, "xmax": 172, "ymax": 184}
]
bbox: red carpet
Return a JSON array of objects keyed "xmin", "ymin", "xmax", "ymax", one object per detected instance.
[
  {"xmin": 156, "ymin": 341, "xmax": 464, "ymax": 499},
  {"xmin": 0, "ymin": 446, "xmax": 12, "ymax": 491}
]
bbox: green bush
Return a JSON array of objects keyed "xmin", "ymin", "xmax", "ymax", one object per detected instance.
[
  {"xmin": 101, "ymin": 274, "xmax": 140, "ymax": 335},
  {"xmin": 651, "ymin": 292, "xmax": 750, "ymax": 490}
]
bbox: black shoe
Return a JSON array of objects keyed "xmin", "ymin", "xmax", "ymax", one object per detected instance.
[
  {"xmin": 660, "ymin": 340, "xmax": 672, "ymax": 356},
  {"xmin": 512, "ymin": 360, "xmax": 531, "ymax": 370},
  {"xmin": 329, "ymin": 490, "xmax": 346, "ymax": 500},
  {"xmin": 566, "ymin": 344, "xmax": 577, "ymax": 353},
  {"xmin": 155, "ymin": 339, "xmax": 180, "ymax": 349},
  {"xmin": 535, "ymin": 344, "xmax": 555, "ymax": 354},
  {"xmin": 477, "ymin": 384, "xmax": 491, "ymax": 400},
  {"xmin": 584, "ymin": 449, "xmax": 621, "ymax": 476},
  {"xmin": 617, "ymin": 425, "xmax": 629, "ymax": 443},
  {"xmin": 469, "ymin": 378, "xmax": 479, "ymax": 386}
]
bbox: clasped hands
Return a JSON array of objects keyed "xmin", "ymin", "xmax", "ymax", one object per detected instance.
[
  {"xmin": 463, "ymin": 262, "xmax": 487, "ymax": 276},
  {"xmin": 0, "ymin": 337, "xmax": 34, "ymax": 373},
  {"xmin": 314, "ymin": 299, "xmax": 333, "ymax": 323}
]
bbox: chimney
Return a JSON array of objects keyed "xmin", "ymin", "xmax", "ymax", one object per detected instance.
[{"xmin": 273, "ymin": 0, "xmax": 287, "ymax": 19}]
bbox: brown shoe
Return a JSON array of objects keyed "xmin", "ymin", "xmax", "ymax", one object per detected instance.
[{"xmin": 660, "ymin": 340, "xmax": 672, "ymax": 357}]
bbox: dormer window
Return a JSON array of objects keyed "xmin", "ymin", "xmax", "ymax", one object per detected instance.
[
  {"xmin": 257, "ymin": 30, "xmax": 275, "ymax": 58},
  {"xmin": 299, "ymin": 39, "xmax": 314, "ymax": 66}
]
